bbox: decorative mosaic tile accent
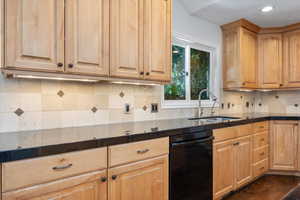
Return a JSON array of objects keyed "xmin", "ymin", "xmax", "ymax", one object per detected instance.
[
  {"xmin": 119, "ymin": 91, "xmax": 125, "ymax": 98},
  {"xmin": 91, "ymin": 107, "xmax": 98, "ymax": 113},
  {"xmin": 14, "ymin": 108, "xmax": 24, "ymax": 116},
  {"xmin": 57, "ymin": 90, "xmax": 64, "ymax": 97}
]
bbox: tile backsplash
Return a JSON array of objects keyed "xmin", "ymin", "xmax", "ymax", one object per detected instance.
[
  {"xmin": 2, "ymin": 75, "xmax": 300, "ymax": 133},
  {"xmin": 0, "ymin": 77, "xmax": 200, "ymax": 133}
]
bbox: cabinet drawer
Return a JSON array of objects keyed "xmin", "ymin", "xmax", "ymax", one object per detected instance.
[
  {"xmin": 253, "ymin": 121, "xmax": 269, "ymax": 133},
  {"xmin": 253, "ymin": 132, "xmax": 269, "ymax": 149},
  {"xmin": 253, "ymin": 159, "xmax": 268, "ymax": 178},
  {"xmin": 109, "ymin": 137, "xmax": 169, "ymax": 167},
  {"xmin": 213, "ymin": 124, "xmax": 252, "ymax": 142},
  {"xmin": 2, "ymin": 147, "xmax": 107, "ymax": 192},
  {"xmin": 253, "ymin": 146, "xmax": 269, "ymax": 163}
]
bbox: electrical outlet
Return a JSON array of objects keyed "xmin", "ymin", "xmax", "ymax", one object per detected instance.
[
  {"xmin": 151, "ymin": 103, "xmax": 158, "ymax": 113},
  {"xmin": 124, "ymin": 104, "xmax": 131, "ymax": 114}
]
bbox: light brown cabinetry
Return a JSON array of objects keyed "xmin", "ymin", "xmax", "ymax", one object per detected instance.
[
  {"xmin": 2, "ymin": 0, "xmax": 171, "ymax": 83},
  {"xmin": 283, "ymin": 30, "xmax": 300, "ymax": 88},
  {"xmin": 270, "ymin": 121, "xmax": 299, "ymax": 171},
  {"xmin": 252, "ymin": 121, "xmax": 269, "ymax": 178},
  {"xmin": 1, "ymin": 138, "xmax": 169, "ymax": 200},
  {"xmin": 65, "ymin": 0, "xmax": 109, "ymax": 76},
  {"xmin": 110, "ymin": 0, "xmax": 143, "ymax": 79},
  {"xmin": 5, "ymin": 0, "xmax": 65, "ymax": 72},
  {"xmin": 222, "ymin": 26, "xmax": 258, "ymax": 89},
  {"xmin": 108, "ymin": 156, "xmax": 168, "ymax": 200},
  {"xmin": 258, "ymin": 34, "xmax": 283, "ymax": 88},
  {"xmin": 5, "ymin": 0, "xmax": 109, "ymax": 76},
  {"xmin": 213, "ymin": 140, "xmax": 235, "ymax": 199},
  {"xmin": 144, "ymin": 0, "xmax": 171, "ymax": 82},
  {"xmin": 234, "ymin": 136, "xmax": 253, "ymax": 188},
  {"xmin": 3, "ymin": 170, "xmax": 107, "ymax": 200},
  {"xmin": 0, "ymin": 0, "xmax": 3, "ymax": 68},
  {"xmin": 213, "ymin": 124, "xmax": 254, "ymax": 200},
  {"xmin": 110, "ymin": 0, "xmax": 171, "ymax": 82}
]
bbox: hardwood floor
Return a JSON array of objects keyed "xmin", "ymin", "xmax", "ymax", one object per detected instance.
[{"xmin": 223, "ymin": 175, "xmax": 300, "ymax": 200}]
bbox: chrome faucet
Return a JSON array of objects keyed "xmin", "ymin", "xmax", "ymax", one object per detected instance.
[{"xmin": 198, "ymin": 89, "xmax": 218, "ymax": 117}]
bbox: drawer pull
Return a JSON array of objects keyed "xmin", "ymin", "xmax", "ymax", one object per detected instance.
[
  {"xmin": 112, "ymin": 175, "xmax": 117, "ymax": 180},
  {"xmin": 52, "ymin": 163, "xmax": 73, "ymax": 171},
  {"xmin": 260, "ymin": 152, "xmax": 265, "ymax": 156},
  {"xmin": 260, "ymin": 138, "xmax": 265, "ymax": 142},
  {"xmin": 233, "ymin": 142, "xmax": 240, "ymax": 146},
  {"xmin": 137, "ymin": 149, "xmax": 150, "ymax": 154}
]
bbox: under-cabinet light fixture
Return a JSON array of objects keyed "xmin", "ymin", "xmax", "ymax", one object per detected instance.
[
  {"xmin": 111, "ymin": 81, "xmax": 159, "ymax": 86},
  {"xmin": 13, "ymin": 74, "xmax": 99, "ymax": 82},
  {"xmin": 261, "ymin": 6, "xmax": 273, "ymax": 13}
]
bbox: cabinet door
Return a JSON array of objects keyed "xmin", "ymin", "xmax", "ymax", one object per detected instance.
[
  {"xmin": 3, "ymin": 170, "xmax": 107, "ymax": 200},
  {"xmin": 223, "ymin": 28, "xmax": 241, "ymax": 89},
  {"xmin": 234, "ymin": 136, "xmax": 253, "ymax": 189},
  {"xmin": 283, "ymin": 30, "xmax": 300, "ymax": 87},
  {"xmin": 241, "ymin": 28, "xmax": 258, "ymax": 88},
  {"xmin": 270, "ymin": 121, "xmax": 298, "ymax": 171},
  {"xmin": 0, "ymin": 0, "xmax": 3, "ymax": 68},
  {"xmin": 144, "ymin": 0, "xmax": 172, "ymax": 82},
  {"xmin": 65, "ymin": 0, "xmax": 109, "ymax": 76},
  {"xmin": 258, "ymin": 34, "xmax": 283, "ymax": 88},
  {"xmin": 213, "ymin": 140, "xmax": 235, "ymax": 199},
  {"xmin": 109, "ymin": 156, "xmax": 168, "ymax": 200},
  {"xmin": 5, "ymin": 0, "xmax": 64, "ymax": 72},
  {"xmin": 110, "ymin": 0, "xmax": 143, "ymax": 79}
]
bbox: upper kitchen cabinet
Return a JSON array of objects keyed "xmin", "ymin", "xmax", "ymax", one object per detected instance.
[
  {"xmin": 0, "ymin": 0, "xmax": 3, "ymax": 68},
  {"xmin": 2, "ymin": 0, "xmax": 171, "ymax": 83},
  {"xmin": 283, "ymin": 29, "xmax": 300, "ymax": 88},
  {"xmin": 65, "ymin": 0, "xmax": 109, "ymax": 76},
  {"xmin": 110, "ymin": 0, "xmax": 172, "ymax": 82},
  {"xmin": 5, "ymin": 0, "xmax": 65, "ymax": 72},
  {"xmin": 258, "ymin": 34, "xmax": 283, "ymax": 89},
  {"xmin": 5, "ymin": 0, "xmax": 109, "ymax": 76},
  {"xmin": 110, "ymin": 0, "xmax": 143, "ymax": 79},
  {"xmin": 222, "ymin": 20, "xmax": 259, "ymax": 90},
  {"xmin": 144, "ymin": 0, "xmax": 172, "ymax": 82}
]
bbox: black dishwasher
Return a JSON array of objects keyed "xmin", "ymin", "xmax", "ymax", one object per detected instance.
[{"xmin": 170, "ymin": 129, "xmax": 213, "ymax": 200}]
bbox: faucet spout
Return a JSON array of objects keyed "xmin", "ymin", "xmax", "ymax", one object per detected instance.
[{"xmin": 198, "ymin": 89, "xmax": 218, "ymax": 117}]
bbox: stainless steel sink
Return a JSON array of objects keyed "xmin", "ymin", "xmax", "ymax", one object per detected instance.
[{"xmin": 188, "ymin": 116, "xmax": 240, "ymax": 122}]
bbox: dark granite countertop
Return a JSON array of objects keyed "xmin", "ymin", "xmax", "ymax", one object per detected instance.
[{"xmin": 1, "ymin": 113, "xmax": 300, "ymax": 163}]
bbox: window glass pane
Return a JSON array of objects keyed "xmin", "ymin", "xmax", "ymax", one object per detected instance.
[
  {"xmin": 164, "ymin": 45, "xmax": 186, "ymax": 100},
  {"xmin": 190, "ymin": 48, "xmax": 210, "ymax": 100}
]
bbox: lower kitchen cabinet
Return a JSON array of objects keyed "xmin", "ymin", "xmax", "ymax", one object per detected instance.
[
  {"xmin": 234, "ymin": 136, "xmax": 253, "ymax": 188},
  {"xmin": 270, "ymin": 121, "xmax": 299, "ymax": 171},
  {"xmin": 2, "ymin": 170, "xmax": 107, "ymax": 200},
  {"xmin": 213, "ymin": 125, "xmax": 255, "ymax": 200},
  {"xmin": 213, "ymin": 139, "xmax": 235, "ymax": 199},
  {"xmin": 108, "ymin": 155, "xmax": 168, "ymax": 200}
]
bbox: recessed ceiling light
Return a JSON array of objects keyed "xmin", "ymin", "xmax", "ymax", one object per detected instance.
[{"xmin": 261, "ymin": 6, "xmax": 273, "ymax": 13}]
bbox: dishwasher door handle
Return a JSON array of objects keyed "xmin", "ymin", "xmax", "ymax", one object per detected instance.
[{"xmin": 171, "ymin": 136, "xmax": 214, "ymax": 147}]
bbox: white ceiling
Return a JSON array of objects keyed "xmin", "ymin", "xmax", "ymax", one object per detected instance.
[{"xmin": 179, "ymin": 0, "xmax": 300, "ymax": 27}]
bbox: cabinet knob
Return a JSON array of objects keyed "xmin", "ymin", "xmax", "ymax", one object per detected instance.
[
  {"xmin": 140, "ymin": 72, "xmax": 144, "ymax": 75},
  {"xmin": 146, "ymin": 72, "xmax": 150, "ymax": 76},
  {"xmin": 101, "ymin": 177, "xmax": 107, "ymax": 182},
  {"xmin": 242, "ymin": 82, "xmax": 246, "ymax": 86},
  {"xmin": 68, "ymin": 64, "xmax": 74, "ymax": 68},
  {"xmin": 279, "ymin": 84, "xmax": 283, "ymax": 87},
  {"xmin": 57, "ymin": 63, "xmax": 63, "ymax": 67},
  {"xmin": 112, "ymin": 175, "xmax": 117, "ymax": 180}
]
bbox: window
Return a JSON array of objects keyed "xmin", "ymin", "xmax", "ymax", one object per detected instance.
[{"xmin": 162, "ymin": 35, "xmax": 218, "ymax": 108}]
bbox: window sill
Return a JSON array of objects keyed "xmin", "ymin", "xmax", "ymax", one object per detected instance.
[{"xmin": 161, "ymin": 101, "xmax": 219, "ymax": 109}]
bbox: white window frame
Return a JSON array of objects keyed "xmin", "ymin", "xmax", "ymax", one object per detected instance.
[{"xmin": 161, "ymin": 33, "xmax": 219, "ymax": 109}]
